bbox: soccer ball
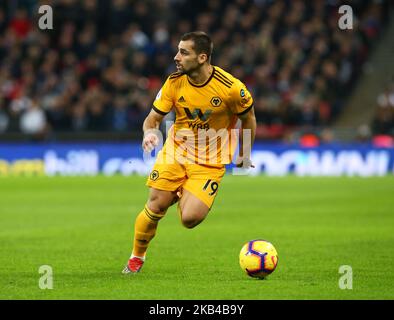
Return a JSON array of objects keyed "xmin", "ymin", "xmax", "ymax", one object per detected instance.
[{"xmin": 239, "ymin": 239, "xmax": 278, "ymax": 279}]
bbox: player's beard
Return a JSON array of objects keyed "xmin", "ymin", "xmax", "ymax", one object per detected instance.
[{"xmin": 182, "ymin": 61, "xmax": 203, "ymax": 76}]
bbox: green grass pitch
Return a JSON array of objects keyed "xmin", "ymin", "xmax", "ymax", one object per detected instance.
[{"xmin": 0, "ymin": 175, "xmax": 393, "ymax": 299}]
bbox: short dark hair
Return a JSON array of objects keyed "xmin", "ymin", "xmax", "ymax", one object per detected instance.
[{"xmin": 181, "ymin": 31, "xmax": 213, "ymax": 61}]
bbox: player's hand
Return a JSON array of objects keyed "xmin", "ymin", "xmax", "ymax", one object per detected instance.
[
  {"xmin": 235, "ymin": 156, "xmax": 255, "ymax": 168},
  {"xmin": 142, "ymin": 131, "xmax": 159, "ymax": 153}
]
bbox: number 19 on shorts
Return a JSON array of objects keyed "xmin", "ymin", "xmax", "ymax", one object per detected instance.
[{"xmin": 203, "ymin": 179, "xmax": 219, "ymax": 196}]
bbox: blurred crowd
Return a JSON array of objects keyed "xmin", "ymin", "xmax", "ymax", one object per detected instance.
[
  {"xmin": 372, "ymin": 81, "xmax": 394, "ymax": 136},
  {"xmin": 0, "ymin": 0, "xmax": 391, "ymax": 140}
]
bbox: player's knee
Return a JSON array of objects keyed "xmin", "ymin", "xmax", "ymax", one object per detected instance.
[
  {"xmin": 181, "ymin": 216, "xmax": 201, "ymax": 229},
  {"xmin": 148, "ymin": 190, "xmax": 177, "ymax": 213},
  {"xmin": 147, "ymin": 197, "xmax": 169, "ymax": 214},
  {"xmin": 180, "ymin": 210, "xmax": 206, "ymax": 229}
]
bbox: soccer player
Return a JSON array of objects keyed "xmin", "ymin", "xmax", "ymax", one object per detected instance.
[{"xmin": 122, "ymin": 31, "xmax": 256, "ymax": 274}]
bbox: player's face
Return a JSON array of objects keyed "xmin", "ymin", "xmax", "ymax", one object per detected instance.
[{"xmin": 174, "ymin": 40, "xmax": 206, "ymax": 74}]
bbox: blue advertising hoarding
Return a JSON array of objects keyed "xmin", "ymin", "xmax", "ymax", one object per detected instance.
[{"xmin": 0, "ymin": 142, "xmax": 393, "ymax": 176}]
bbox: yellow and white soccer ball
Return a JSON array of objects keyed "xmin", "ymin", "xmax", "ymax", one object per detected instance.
[{"xmin": 239, "ymin": 239, "xmax": 278, "ymax": 279}]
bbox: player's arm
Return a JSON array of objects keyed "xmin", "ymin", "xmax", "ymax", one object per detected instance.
[
  {"xmin": 236, "ymin": 107, "xmax": 256, "ymax": 168},
  {"xmin": 142, "ymin": 76, "xmax": 174, "ymax": 152},
  {"xmin": 142, "ymin": 109, "xmax": 165, "ymax": 152},
  {"xmin": 230, "ymin": 80, "xmax": 256, "ymax": 168}
]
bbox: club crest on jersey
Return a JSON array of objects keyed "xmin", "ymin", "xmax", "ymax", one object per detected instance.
[
  {"xmin": 150, "ymin": 170, "xmax": 159, "ymax": 181},
  {"xmin": 210, "ymin": 96, "xmax": 222, "ymax": 107}
]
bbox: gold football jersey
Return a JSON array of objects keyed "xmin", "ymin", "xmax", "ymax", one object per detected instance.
[{"xmin": 153, "ymin": 66, "xmax": 254, "ymax": 165}]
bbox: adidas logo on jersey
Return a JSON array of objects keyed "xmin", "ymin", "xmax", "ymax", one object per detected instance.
[{"xmin": 178, "ymin": 96, "xmax": 186, "ymax": 103}]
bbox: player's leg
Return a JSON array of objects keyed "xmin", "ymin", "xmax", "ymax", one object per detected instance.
[
  {"xmin": 133, "ymin": 188, "xmax": 177, "ymax": 256},
  {"xmin": 177, "ymin": 189, "xmax": 210, "ymax": 228},
  {"xmin": 123, "ymin": 187, "xmax": 178, "ymax": 274},
  {"xmin": 123, "ymin": 146, "xmax": 185, "ymax": 274},
  {"xmin": 177, "ymin": 165, "xmax": 225, "ymax": 229}
]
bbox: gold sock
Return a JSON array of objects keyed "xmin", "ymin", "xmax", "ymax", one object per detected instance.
[{"xmin": 132, "ymin": 205, "xmax": 165, "ymax": 257}]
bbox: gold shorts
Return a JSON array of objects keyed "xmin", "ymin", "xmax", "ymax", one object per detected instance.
[{"xmin": 146, "ymin": 149, "xmax": 226, "ymax": 209}]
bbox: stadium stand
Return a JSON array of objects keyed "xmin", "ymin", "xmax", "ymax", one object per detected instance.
[{"xmin": 0, "ymin": 0, "xmax": 392, "ymax": 141}]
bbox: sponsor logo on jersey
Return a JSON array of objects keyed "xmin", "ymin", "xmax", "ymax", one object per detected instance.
[
  {"xmin": 241, "ymin": 96, "xmax": 251, "ymax": 107},
  {"xmin": 183, "ymin": 107, "xmax": 212, "ymax": 122}
]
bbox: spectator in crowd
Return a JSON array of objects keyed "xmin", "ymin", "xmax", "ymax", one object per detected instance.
[
  {"xmin": 371, "ymin": 81, "xmax": 394, "ymax": 136},
  {"xmin": 19, "ymin": 94, "xmax": 49, "ymax": 139},
  {"xmin": 0, "ymin": 97, "xmax": 9, "ymax": 132}
]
